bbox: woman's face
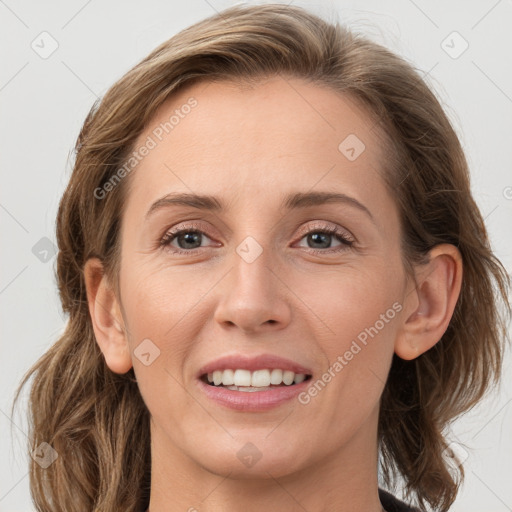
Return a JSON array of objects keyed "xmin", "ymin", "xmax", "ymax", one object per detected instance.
[{"xmin": 116, "ymin": 76, "xmax": 410, "ymax": 478}]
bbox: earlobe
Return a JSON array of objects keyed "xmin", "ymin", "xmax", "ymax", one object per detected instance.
[
  {"xmin": 84, "ymin": 258, "xmax": 133, "ymax": 374},
  {"xmin": 395, "ymin": 244, "xmax": 463, "ymax": 361}
]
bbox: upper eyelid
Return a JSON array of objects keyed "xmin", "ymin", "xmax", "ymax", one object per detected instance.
[{"xmin": 295, "ymin": 221, "xmax": 352, "ymax": 237}]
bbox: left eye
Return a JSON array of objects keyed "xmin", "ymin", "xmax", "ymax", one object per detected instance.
[{"xmin": 295, "ymin": 228, "xmax": 354, "ymax": 251}]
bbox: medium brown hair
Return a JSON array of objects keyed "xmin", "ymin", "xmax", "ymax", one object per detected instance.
[{"xmin": 14, "ymin": 4, "xmax": 510, "ymax": 511}]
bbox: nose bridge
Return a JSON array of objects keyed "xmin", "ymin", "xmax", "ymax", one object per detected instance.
[
  {"xmin": 234, "ymin": 234, "xmax": 274, "ymax": 297},
  {"xmin": 213, "ymin": 232, "xmax": 291, "ymax": 332}
]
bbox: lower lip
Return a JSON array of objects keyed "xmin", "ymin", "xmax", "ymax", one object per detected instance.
[{"xmin": 196, "ymin": 377, "xmax": 311, "ymax": 411}]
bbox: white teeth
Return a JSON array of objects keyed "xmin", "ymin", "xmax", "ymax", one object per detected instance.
[
  {"xmin": 221, "ymin": 369, "xmax": 234, "ymax": 385},
  {"xmin": 233, "ymin": 369, "xmax": 252, "ymax": 386},
  {"xmin": 251, "ymin": 369, "xmax": 270, "ymax": 387},
  {"xmin": 232, "ymin": 386, "xmax": 271, "ymax": 392},
  {"xmin": 213, "ymin": 370, "xmax": 223, "ymax": 386},
  {"xmin": 283, "ymin": 370, "xmax": 295, "ymax": 385},
  {"xmin": 205, "ymin": 368, "xmax": 308, "ymax": 387},
  {"xmin": 270, "ymin": 369, "xmax": 283, "ymax": 385},
  {"xmin": 293, "ymin": 373, "xmax": 306, "ymax": 384}
]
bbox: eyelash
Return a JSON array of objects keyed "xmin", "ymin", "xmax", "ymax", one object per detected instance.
[{"xmin": 159, "ymin": 221, "xmax": 355, "ymax": 256}]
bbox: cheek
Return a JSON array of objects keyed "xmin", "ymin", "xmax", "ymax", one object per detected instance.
[
  {"xmin": 298, "ymin": 261, "xmax": 402, "ymax": 407},
  {"xmin": 119, "ymin": 263, "xmax": 216, "ymax": 391},
  {"xmin": 120, "ymin": 261, "xmax": 204, "ymax": 338},
  {"xmin": 301, "ymin": 262, "xmax": 401, "ymax": 346},
  {"xmin": 119, "ymin": 266, "xmax": 202, "ymax": 421}
]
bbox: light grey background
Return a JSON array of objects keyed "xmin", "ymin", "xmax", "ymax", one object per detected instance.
[{"xmin": 1, "ymin": 1, "xmax": 511, "ymax": 510}]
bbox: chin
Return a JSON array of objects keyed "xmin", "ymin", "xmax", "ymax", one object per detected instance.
[{"xmin": 190, "ymin": 437, "xmax": 308, "ymax": 479}]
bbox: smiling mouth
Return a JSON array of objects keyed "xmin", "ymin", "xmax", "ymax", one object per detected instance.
[{"xmin": 200, "ymin": 369, "xmax": 312, "ymax": 392}]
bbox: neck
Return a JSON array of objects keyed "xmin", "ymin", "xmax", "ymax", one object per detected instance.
[{"xmin": 148, "ymin": 406, "xmax": 384, "ymax": 512}]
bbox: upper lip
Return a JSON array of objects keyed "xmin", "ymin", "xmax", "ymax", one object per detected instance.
[{"xmin": 197, "ymin": 353, "xmax": 313, "ymax": 379}]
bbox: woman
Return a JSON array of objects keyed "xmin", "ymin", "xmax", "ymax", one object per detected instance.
[{"xmin": 15, "ymin": 4, "xmax": 510, "ymax": 512}]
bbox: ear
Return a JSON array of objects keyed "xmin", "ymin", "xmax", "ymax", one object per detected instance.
[
  {"xmin": 83, "ymin": 258, "xmax": 133, "ymax": 373},
  {"xmin": 395, "ymin": 244, "xmax": 463, "ymax": 360}
]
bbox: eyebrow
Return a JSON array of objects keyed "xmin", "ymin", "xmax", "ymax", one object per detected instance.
[{"xmin": 145, "ymin": 191, "xmax": 374, "ymax": 221}]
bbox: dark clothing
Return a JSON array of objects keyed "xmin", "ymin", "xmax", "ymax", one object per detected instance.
[
  {"xmin": 141, "ymin": 488, "xmax": 422, "ymax": 511},
  {"xmin": 379, "ymin": 488, "xmax": 423, "ymax": 512}
]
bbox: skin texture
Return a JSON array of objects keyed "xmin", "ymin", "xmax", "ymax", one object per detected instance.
[{"xmin": 85, "ymin": 76, "xmax": 462, "ymax": 512}]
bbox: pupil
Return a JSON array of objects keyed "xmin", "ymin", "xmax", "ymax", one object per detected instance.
[
  {"xmin": 180, "ymin": 231, "xmax": 201, "ymax": 249},
  {"xmin": 309, "ymin": 233, "xmax": 330, "ymax": 249}
]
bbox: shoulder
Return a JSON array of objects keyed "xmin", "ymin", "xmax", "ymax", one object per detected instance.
[{"xmin": 379, "ymin": 487, "xmax": 424, "ymax": 512}]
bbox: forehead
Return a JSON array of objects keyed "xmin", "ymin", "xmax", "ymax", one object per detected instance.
[{"xmin": 125, "ymin": 75, "xmax": 391, "ymax": 215}]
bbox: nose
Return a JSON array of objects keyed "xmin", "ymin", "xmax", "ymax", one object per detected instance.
[{"xmin": 213, "ymin": 243, "xmax": 292, "ymax": 334}]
